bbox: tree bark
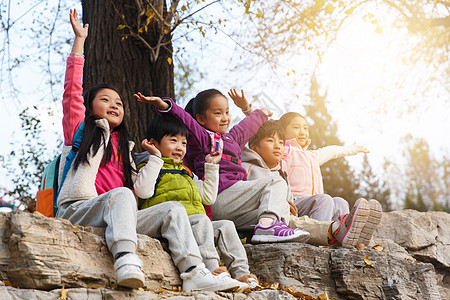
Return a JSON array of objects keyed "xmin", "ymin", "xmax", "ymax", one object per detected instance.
[{"xmin": 81, "ymin": 0, "xmax": 174, "ymax": 151}]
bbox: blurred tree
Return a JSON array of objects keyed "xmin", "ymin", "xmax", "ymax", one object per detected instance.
[
  {"xmin": 305, "ymin": 75, "xmax": 360, "ymax": 208},
  {"xmin": 358, "ymin": 154, "xmax": 392, "ymax": 211},
  {"xmin": 401, "ymin": 135, "xmax": 448, "ymax": 211},
  {"xmin": 0, "ymin": 107, "xmax": 61, "ymax": 212}
]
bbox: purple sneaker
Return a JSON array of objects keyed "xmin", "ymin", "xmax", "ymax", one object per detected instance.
[{"xmin": 251, "ymin": 220, "xmax": 310, "ymax": 243}]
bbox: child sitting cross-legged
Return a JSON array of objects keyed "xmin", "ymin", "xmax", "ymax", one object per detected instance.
[
  {"xmin": 242, "ymin": 120, "xmax": 379, "ymax": 248},
  {"xmin": 133, "ymin": 115, "xmax": 259, "ymax": 290},
  {"xmin": 279, "ymin": 112, "xmax": 382, "ymax": 247}
]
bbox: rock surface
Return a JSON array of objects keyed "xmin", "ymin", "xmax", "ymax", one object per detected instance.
[
  {"xmin": 0, "ymin": 210, "xmax": 448, "ymax": 299},
  {"xmin": 1, "ymin": 212, "xmax": 180, "ymax": 290}
]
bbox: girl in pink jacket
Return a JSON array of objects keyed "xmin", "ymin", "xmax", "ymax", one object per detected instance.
[{"xmin": 280, "ymin": 112, "xmax": 380, "ymax": 216}]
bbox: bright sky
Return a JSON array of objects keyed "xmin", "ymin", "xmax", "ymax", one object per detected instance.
[{"xmin": 316, "ymin": 7, "xmax": 450, "ymax": 172}]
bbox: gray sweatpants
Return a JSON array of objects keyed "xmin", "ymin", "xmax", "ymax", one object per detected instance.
[
  {"xmin": 185, "ymin": 215, "xmax": 250, "ymax": 278},
  {"xmin": 211, "ymin": 177, "xmax": 291, "ymax": 231},
  {"xmin": 212, "ymin": 220, "xmax": 250, "ymax": 278},
  {"xmin": 293, "ymin": 194, "xmax": 349, "ymax": 222},
  {"xmin": 57, "ymin": 187, "xmax": 203, "ymax": 273}
]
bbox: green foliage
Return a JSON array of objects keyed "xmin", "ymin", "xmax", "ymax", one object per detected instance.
[
  {"xmin": 400, "ymin": 135, "xmax": 448, "ymax": 212},
  {"xmin": 305, "ymin": 75, "xmax": 360, "ymax": 207},
  {"xmin": 0, "ymin": 108, "xmax": 60, "ymax": 212}
]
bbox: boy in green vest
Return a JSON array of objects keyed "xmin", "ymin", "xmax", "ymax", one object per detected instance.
[{"xmin": 134, "ymin": 115, "xmax": 258, "ymax": 289}]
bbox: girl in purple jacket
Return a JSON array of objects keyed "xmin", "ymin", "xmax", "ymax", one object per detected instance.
[{"xmin": 135, "ymin": 90, "xmax": 309, "ymax": 244}]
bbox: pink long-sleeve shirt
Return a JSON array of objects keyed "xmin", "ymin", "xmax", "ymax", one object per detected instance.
[
  {"xmin": 62, "ymin": 56, "xmax": 124, "ymax": 195},
  {"xmin": 282, "ymin": 138, "xmax": 362, "ymax": 197}
]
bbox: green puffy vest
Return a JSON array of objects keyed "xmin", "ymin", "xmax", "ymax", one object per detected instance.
[{"xmin": 137, "ymin": 157, "xmax": 206, "ymax": 216}]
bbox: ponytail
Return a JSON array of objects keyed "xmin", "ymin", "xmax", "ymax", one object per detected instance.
[
  {"xmin": 185, "ymin": 98, "xmax": 195, "ymax": 118},
  {"xmin": 185, "ymin": 89, "xmax": 224, "ymax": 119}
]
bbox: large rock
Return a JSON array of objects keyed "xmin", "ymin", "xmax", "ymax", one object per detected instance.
[
  {"xmin": 1, "ymin": 212, "xmax": 180, "ymax": 290},
  {"xmin": 245, "ymin": 243, "xmax": 441, "ymax": 300},
  {"xmin": 372, "ymin": 210, "xmax": 450, "ymax": 299}
]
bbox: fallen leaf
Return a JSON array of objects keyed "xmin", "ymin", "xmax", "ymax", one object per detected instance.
[
  {"xmin": 72, "ymin": 227, "xmax": 78, "ymax": 233},
  {"xmin": 372, "ymin": 244, "xmax": 383, "ymax": 251},
  {"xmin": 61, "ymin": 285, "xmax": 67, "ymax": 299},
  {"xmin": 270, "ymin": 282, "xmax": 279, "ymax": 289},
  {"xmin": 356, "ymin": 243, "xmax": 367, "ymax": 250},
  {"xmin": 364, "ymin": 256, "xmax": 374, "ymax": 266},
  {"xmin": 318, "ymin": 292, "xmax": 330, "ymax": 299}
]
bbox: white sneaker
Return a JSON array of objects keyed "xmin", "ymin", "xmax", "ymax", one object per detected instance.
[
  {"xmin": 247, "ymin": 277, "xmax": 260, "ymax": 289},
  {"xmin": 217, "ymin": 272, "xmax": 249, "ymax": 290},
  {"xmin": 180, "ymin": 263, "xmax": 241, "ymax": 292},
  {"xmin": 114, "ymin": 253, "xmax": 145, "ymax": 288}
]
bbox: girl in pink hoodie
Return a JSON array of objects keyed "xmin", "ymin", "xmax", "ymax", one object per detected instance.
[{"xmin": 280, "ymin": 112, "xmax": 375, "ymax": 221}]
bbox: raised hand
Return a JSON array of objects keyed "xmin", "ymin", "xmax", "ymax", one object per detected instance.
[
  {"xmin": 70, "ymin": 9, "xmax": 88, "ymax": 39},
  {"xmin": 260, "ymin": 108, "xmax": 273, "ymax": 117},
  {"xmin": 228, "ymin": 89, "xmax": 251, "ymax": 112},
  {"xmin": 134, "ymin": 92, "xmax": 169, "ymax": 110},
  {"xmin": 205, "ymin": 151, "xmax": 222, "ymax": 164},
  {"xmin": 141, "ymin": 139, "xmax": 161, "ymax": 157},
  {"xmin": 354, "ymin": 143, "xmax": 370, "ymax": 154}
]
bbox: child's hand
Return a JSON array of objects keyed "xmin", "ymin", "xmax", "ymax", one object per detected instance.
[
  {"xmin": 288, "ymin": 200, "xmax": 298, "ymax": 216},
  {"xmin": 141, "ymin": 139, "xmax": 161, "ymax": 157},
  {"xmin": 260, "ymin": 108, "xmax": 273, "ymax": 117},
  {"xmin": 228, "ymin": 89, "xmax": 251, "ymax": 112},
  {"xmin": 70, "ymin": 9, "xmax": 89, "ymax": 39},
  {"xmin": 134, "ymin": 92, "xmax": 169, "ymax": 110},
  {"xmin": 353, "ymin": 143, "xmax": 370, "ymax": 154},
  {"xmin": 205, "ymin": 151, "xmax": 222, "ymax": 164}
]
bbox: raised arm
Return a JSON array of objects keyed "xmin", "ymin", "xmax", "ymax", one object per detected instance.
[
  {"xmin": 135, "ymin": 93, "xmax": 209, "ymax": 148},
  {"xmin": 316, "ymin": 144, "xmax": 369, "ymax": 165},
  {"xmin": 62, "ymin": 9, "xmax": 89, "ymax": 145},
  {"xmin": 195, "ymin": 152, "xmax": 221, "ymax": 205},
  {"xmin": 133, "ymin": 148, "xmax": 164, "ymax": 199},
  {"xmin": 228, "ymin": 109, "xmax": 269, "ymax": 148},
  {"xmin": 228, "ymin": 89, "xmax": 254, "ymax": 116},
  {"xmin": 69, "ymin": 8, "xmax": 89, "ymax": 55}
]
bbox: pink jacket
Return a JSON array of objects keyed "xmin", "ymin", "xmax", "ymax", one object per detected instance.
[
  {"xmin": 62, "ymin": 56, "xmax": 125, "ymax": 196},
  {"xmin": 282, "ymin": 138, "xmax": 361, "ymax": 197}
]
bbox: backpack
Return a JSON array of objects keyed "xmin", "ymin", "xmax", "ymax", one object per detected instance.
[{"xmin": 36, "ymin": 122, "xmax": 84, "ymax": 217}]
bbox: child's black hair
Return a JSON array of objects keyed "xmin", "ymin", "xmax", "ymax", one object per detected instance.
[
  {"xmin": 185, "ymin": 89, "xmax": 225, "ymax": 118},
  {"xmin": 249, "ymin": 120, "xmax": 285, "ymax": 147},
  {"xmin": 145, "ymin": 115, "xmax": 189, "ymax": 143},
  {"xmin": 279, "ymin": 112, "xmax": 306, "ymax": 130},
  {"xmin": 73, "ymin": 83, "xmax": 135, "ymax": 189}
]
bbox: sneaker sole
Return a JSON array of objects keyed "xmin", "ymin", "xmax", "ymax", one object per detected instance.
[
  {"xmin": 251, "ymin": 230, "xmax": 310, "ymax": 243},
  {"xmin": 358, "ymin": 199, "xmax": 382, "ymax": 246},
  {"xmin": 118, "ymin": 275, "xmax": 145, "ymax": 289},
  {"xmin": 341, "ymin": 199, "xmax": 369, "ymax": 249}
]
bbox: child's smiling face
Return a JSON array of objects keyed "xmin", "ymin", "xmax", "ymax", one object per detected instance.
[
  {"xmin": 250, "ymin": 132, "xmax": 285, "ymax": 169},
  {"xmin": 285, "ymin": 116, "xmax": 309, "ymax": 148},
  {"xmin": 153, "ymin": 134, "xmax": 187, "ymax": 164},
  {"xmin": 90, "ymin": 88, "xmax": 124, "ymax": 130},
  {"xmin": 196, "ymin": 95, "xmax": 230, "ymax": 134}
]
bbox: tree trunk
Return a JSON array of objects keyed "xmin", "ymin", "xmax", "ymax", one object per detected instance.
[{"xmin": 81, "ymin": 0, "xmax": 174, "ymax": 151}]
